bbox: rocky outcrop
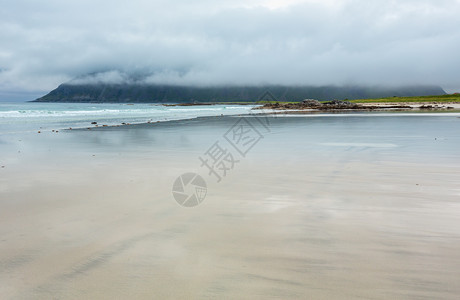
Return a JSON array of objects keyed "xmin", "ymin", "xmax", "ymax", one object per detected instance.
[
  {"xmin": 301, "ymin": 99, "xmax": 322, "ymax": 106},
  {"xmin": 257, "ymin": 100, "xmax": 412, "ymax": 111}
]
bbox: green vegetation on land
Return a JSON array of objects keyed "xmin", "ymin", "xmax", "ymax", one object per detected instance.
[
  {"xmin": 254, "ymin": 94, "xmax": 460, "ymax": 104},
  {"xmin": 350, "ymin": 94, "xmax": 460, "ymax": 103}
]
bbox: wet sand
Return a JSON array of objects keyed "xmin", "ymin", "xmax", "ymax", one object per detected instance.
[{"xmin": 1, "ymin": 115, "xmax": 460, "ymax": 299}]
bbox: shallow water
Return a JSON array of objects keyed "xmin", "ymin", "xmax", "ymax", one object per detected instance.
[
  {"xmin": 1, "ymin": 113, "xmax": 460, "ymax": 299},
  {"xmin": 0, "ymin": 102, "xmax": 256, "ymax": 133}
]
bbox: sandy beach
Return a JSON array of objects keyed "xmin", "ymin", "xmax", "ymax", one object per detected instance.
[{"xmin": 1, "ymin": 114, "xmax": 460, "ymax": 299}]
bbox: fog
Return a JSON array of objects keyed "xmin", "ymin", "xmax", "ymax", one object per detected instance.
[{"xmin": 1, "ymin": 0, "xmax": 459, "ymax": 100}]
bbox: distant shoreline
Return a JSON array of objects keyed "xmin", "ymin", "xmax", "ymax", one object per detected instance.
[
  {"xmin": 78, "ymin": 107, "xmax": 460, "ymax": 132},
  {"xmin": 255, "ymin": 101, "xmax": 460, "ymax": 112},
  {"xmin": 164, "ymin": 93, "xmax": 460, "ymax": 109}
]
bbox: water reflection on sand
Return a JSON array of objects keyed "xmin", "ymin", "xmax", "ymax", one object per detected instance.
[{"xmin": 1, "ymin": 114, "xmax": 460, "ymax": 299}]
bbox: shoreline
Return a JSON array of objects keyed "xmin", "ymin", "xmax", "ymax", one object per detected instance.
[
  {"xmin": 2, "ymin": 101, "xmax": 460, "ymax": 136},
  {"xmin": 362, "ymin": 102, "xmax": 460, "ymax": 109},
  {"xmin": 255, "ymin": 100, "xmax": 460, "ymax": 113},
  {"xmin": 78, "ymin": 106, "xmax": 460, "ymax": 131}
]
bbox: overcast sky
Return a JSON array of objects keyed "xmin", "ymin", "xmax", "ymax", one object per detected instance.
[{"xmin": 1, "ymin": 0, "xmax": 459, "ymax": 100}]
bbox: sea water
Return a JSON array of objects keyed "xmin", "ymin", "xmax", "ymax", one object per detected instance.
[{"xmin": 0, "ymin": 102, "xmax": 256, "ymax": 134}]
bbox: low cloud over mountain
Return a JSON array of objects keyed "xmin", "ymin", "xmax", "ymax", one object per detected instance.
[{"xmin": 1, "ymin": 0, "xmax": 460, "ymax": 100}]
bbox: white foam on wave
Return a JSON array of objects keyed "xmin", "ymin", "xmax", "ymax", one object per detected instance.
[
  {"xmin": 0, "ymin": 103, "xmax": 257, "ymax": 133},
  {"xmin": 0, "ymin": 109, "xmax": 133, "ymax": 118},
  {"xmin": 0, "ymin": 105, "xmax": 256, "ymax": 118}
]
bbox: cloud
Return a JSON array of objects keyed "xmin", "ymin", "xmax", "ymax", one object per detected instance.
[
  {"xmin": 1, "ymin": 0, "xmax": 460, "ymax": 99},
  {"xmin": 69, "ymin": 71, "xmax": 130, "ymax": 85}
]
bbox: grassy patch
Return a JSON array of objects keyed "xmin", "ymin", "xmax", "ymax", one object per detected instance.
[
  {"xmin": 350, "ymin": 94, "xmax": 460, "ymax": 103},
  {"xmin": 200, "ymin": 94, "xmax": 460, "ymax": 104},
  {"xmin": 255, "ymin": 100, "xmax": 297, "ymax": 104}
]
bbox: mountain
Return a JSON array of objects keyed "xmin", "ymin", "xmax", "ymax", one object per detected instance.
[{"xmin": 33, "ymin": 82, "xmax": 446, "ymax": 103}]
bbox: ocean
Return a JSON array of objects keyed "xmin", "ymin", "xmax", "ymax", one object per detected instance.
[{"xmin": 0, "ymin": 102, "xmax": 256, "ymax": 134}]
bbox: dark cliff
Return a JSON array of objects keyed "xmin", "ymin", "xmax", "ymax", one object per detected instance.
[{"xmin": 33, "ymin": 84, "xmax": 446, "ymax": 103}]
